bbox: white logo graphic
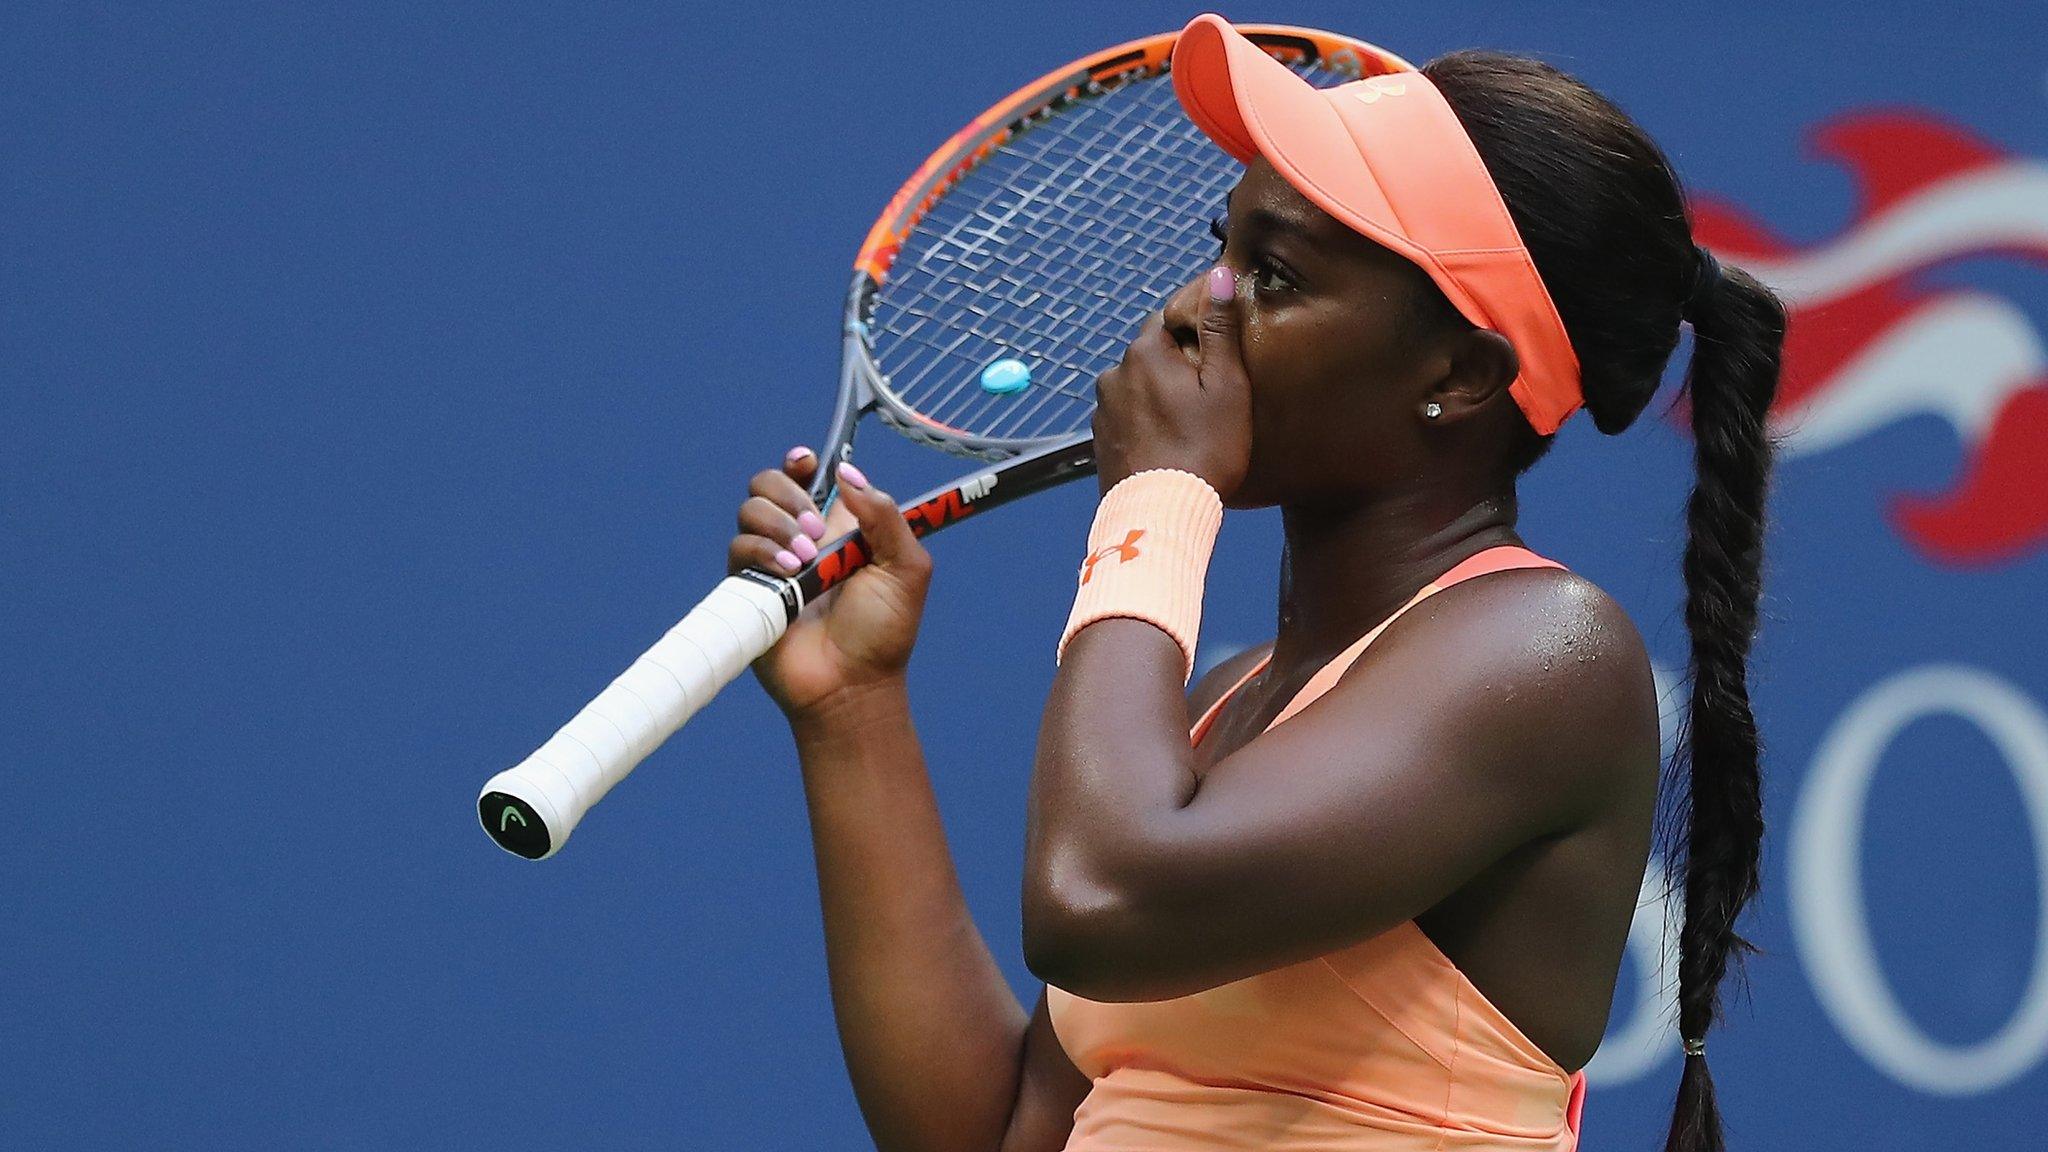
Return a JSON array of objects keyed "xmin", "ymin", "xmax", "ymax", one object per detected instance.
[
  {"xmin": 1585, "ymin": 661, "xmax": 2048, "ymax": 1096},
  {"xmin": 1350, "ymin": 78, "xmax": 1409, "ymax": 105},
  {"xmin": 1791, "ymin": 665, "xmax": 2048, "ymax": 1096}
]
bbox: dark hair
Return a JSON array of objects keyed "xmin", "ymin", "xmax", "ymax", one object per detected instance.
[{"xmin": 1420, "ymin": 50, "xmax": 1787, "ymax": 1152}]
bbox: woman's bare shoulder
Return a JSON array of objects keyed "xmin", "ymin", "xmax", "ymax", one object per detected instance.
[{"xmin": 1352, "ymin": 565, "xmax": 1662, "ymax": 811}]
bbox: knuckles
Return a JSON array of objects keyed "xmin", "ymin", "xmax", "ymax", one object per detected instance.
[{"xmin": 736, "ymin": 495, "xmax": 782, "ymax": 532}]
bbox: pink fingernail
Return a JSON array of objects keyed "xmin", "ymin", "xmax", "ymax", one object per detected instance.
[
  {"xmin": 798, "ymin": 510, "xmax": 826, "ymax": 540},
  {"xmin": 786, "ymin": 445, "xmax": 813, "ymax": 464},
  {"xmin": 837, "ymin": 462, "xmax": 868, "ymax": 489},
  {"xmin": 1207, "ymin": 265, "xmax": 1234, "ymax": 301},
  {"xmin": 789, "ymin": 533, "xmax": 818, "ymax": 562},
  {"xmin": 773, "ymin": 549, "xmax": 801, "ymax": 573}
]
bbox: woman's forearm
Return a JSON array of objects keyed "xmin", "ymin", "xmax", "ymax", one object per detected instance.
[
  {"xmin": 791, "ymin": 677, "xmax": 1029, "ymax": 1152},
  {"xmin": 1022, "ymin": 620, "xmax": 1199, "ymax": 995}
]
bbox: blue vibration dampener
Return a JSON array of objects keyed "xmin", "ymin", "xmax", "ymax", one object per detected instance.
[{"xmin": 979, "ymin": 357, "xmax": 1031, "ymax": 394}]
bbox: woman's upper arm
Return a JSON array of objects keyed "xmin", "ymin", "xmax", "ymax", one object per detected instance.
[
  {"xmin": 997, "ymin": 989, "xmax": 1093, "ymax": 1152},
  {"xmin": 1055, "ymin": 571, "xmax": 1659, "ymax": 999}
]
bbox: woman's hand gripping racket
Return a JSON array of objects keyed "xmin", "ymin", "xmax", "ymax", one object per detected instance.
[{"xmin": 478, "ymin": 23, "xmax": 1411, "ymax": 859}]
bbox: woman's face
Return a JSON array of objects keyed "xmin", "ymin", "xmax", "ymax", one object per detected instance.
[{"xmin": 1159, "ymin": 157, "xmax": 1495, "ymax": 510}]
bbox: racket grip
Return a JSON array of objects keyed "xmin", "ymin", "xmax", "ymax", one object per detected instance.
[{"xmin": 478, "ymin": 574, "xmax": 794, "ymax": 859}]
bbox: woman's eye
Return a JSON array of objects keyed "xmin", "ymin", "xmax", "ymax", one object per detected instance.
[
  {"xmin": 1250, "ymin": 260, "xmax": 1292, "ymax": 293},
  {"xmin": 1204, "ymin": 215, "xmax": 1293, "ymax": 293}
]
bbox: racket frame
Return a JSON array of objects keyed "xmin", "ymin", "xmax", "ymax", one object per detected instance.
[
  {"xmin": 479, "ymin": 24, "xmax": 1410, "ymax": 859},
  {"xmin": 778, "ymin": 24, "xmax": 1412, "ymax": 606}
]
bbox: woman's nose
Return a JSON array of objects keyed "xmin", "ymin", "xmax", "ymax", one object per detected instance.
[{"xmin": 1159, "ymin": 268, "xmax": 1213, "ymax": 356}]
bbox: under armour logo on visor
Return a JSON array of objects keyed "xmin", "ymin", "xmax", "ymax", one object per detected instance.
[
  {"xmin": 1080, "ymin": 529, "xmax": 1145, "ymax": 585},
  {"xmin": 1350, "ymin": 78, "xmax": 1410, "ymax": 104}
]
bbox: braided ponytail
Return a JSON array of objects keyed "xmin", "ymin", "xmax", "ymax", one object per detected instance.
[
  {"xmin": 1422, "ymin": 50, "xmax": 1791, "ymax": 1150},
  {"xmin": 1660, "ymin": 249, "xmax": 1784, "ymax": 1152}
]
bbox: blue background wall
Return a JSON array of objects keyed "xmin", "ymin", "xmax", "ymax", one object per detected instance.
[{"xmin": 7, "ymin": 2, "xmax": 2046, "ymax": 1148}]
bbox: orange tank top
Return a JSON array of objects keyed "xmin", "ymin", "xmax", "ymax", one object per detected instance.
[{"xmin": 1046, "ymin": 545, "xmax": 1589, "ymax": 1151}]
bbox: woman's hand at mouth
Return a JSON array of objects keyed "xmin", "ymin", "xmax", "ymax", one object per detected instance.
[{"xmin": 1091, "ymin": 265, "xmax": 1255, "ymax": 499}]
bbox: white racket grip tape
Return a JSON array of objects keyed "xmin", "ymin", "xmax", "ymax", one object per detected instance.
[{"xmin": 479, "ymin": 575, "xmax": 794, "ymax": 859}]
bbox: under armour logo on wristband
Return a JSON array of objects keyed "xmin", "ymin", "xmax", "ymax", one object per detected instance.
[{"xmin": 1080, "ymin": 529, "xmax": 1145, "ymax": 585}]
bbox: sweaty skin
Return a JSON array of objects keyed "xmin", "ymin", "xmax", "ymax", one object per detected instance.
[
  {"xmin": 1026, "ymin": 159, "xmax": 1660, "ymax": 1070},
  {"xmin": 731, "ymin": 159, "xmax": 1660, "ymax": 1152}
]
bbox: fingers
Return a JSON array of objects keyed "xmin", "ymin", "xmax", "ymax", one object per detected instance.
[
  {"xmin": 781, "ymin": 444, "xmax": 821, "ymax": 491},
  {"xmin": 725, "ymin": 442, "xmax": 931, "ymax": 583},
  {"xmin": 727, "ymin": 526, "xmax": 801, "ymax": 577},
  {"xmin": 766, "ymin": 447, "xmax": 832, "ymax": 542},
  {"xmin": 1195, "ymin": 265, "xmax": 1249, "ymax": 393},
  {"xmin": 729, "ymin": 447, "xmax": 832, "ymax": 576},
  {"xmin": 781, "ymin": 445, "xmax": 859, "ymax": 539},
  {"xmin": 830, "ymin": 462, "xmax": 928, "ymax": 574}
]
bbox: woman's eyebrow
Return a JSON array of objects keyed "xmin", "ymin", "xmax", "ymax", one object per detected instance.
[{"xmin": 1234, "ymin": 206, "xmax": 1324, "ymax": 249}]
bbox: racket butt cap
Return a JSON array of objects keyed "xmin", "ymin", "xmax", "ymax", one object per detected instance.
[{"xmin": 479, "ymin": 778, "xmax": 568, "ymax": 860}]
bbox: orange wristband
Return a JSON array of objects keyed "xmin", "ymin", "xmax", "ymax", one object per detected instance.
[{"xmin": 1057, "ymin": 469, "xmax": 1223, "ymax": 682}]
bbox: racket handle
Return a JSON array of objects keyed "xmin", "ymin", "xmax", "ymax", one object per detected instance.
[{"xmin": 478, "ymin": 574, "xmax": 794, "ymax": 859}]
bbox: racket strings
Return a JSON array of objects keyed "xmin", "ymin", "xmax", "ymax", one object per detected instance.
[
  {"xmin": 868, "ymin": 61, "xmax": 1349, "ymax": 449},
  {"xmin": 887, "ymin": 85, "xmax": 1223, "ymax": 438}
]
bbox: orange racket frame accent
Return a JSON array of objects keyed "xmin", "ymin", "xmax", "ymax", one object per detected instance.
[{"xmin": 852, "ymin": 26, "xmax": 1415, "ymax": 283}]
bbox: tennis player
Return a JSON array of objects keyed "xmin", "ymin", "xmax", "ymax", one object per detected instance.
[{"xmin": 728, "ymin": 15, "xmax": 1784, "ymax": 1152}]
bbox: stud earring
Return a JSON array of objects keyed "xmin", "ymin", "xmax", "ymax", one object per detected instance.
[{"xmin": 1424, "ymin": 402, "xmax": 1443, "ymax": 419}]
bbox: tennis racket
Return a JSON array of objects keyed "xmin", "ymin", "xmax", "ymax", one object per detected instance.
[{"xmin": 479, "ymin": 24, "xmax": 1411, "ymax": 859}]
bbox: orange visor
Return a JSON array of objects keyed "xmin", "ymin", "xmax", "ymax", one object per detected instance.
[{"xmin": 1172, "ymin": 14, "xmax": 1583, "ymax": 435}]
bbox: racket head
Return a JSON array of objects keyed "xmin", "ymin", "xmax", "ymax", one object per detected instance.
[{"xmin": 842, "ymin": 26, "xmax": 1414, "ymax": 466}]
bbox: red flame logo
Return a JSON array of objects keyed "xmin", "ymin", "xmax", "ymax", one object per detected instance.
[{"xmin": 1690, "ymin": 110, "xmax": 2048, "ymax": 566}]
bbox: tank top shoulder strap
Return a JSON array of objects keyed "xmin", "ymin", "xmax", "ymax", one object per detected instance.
[
  {"xmin": 1189, "ymin": 545, "xmax": 1566, "ymax": 743},
  {"xmin": 1436, "ymin": 542, "xmax": 1567, "ymax": 583},
  {"xmin": 1189, "ymin": 659, "xmax": 1268, "ymax": 745}
]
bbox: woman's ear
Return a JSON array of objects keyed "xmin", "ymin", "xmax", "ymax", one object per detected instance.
[{"xmin": 1424, "ymin": 328, "xmax": 1520, "ymax": 422}]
